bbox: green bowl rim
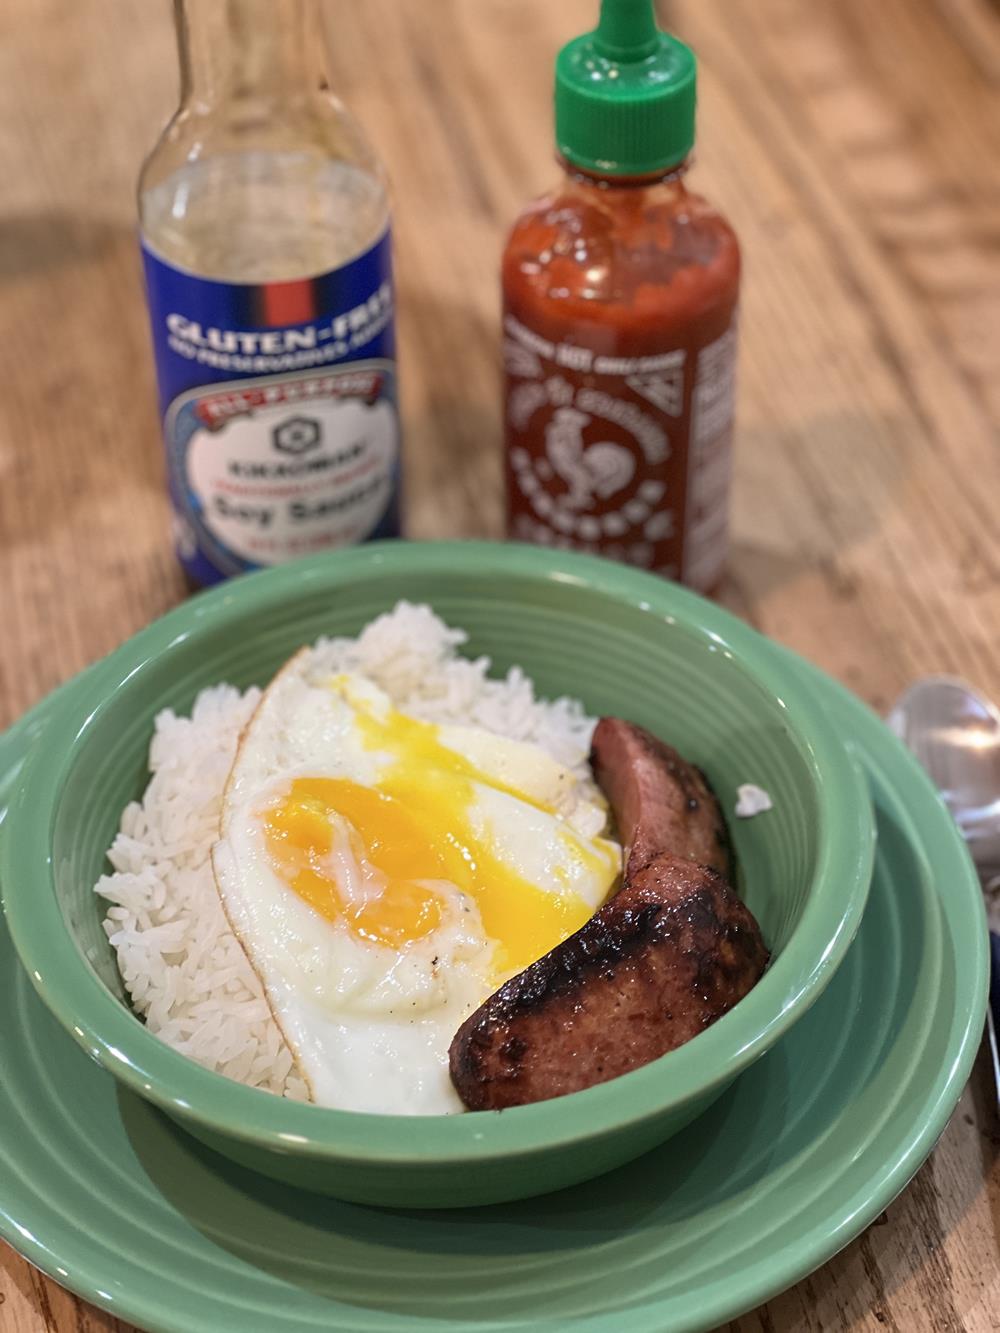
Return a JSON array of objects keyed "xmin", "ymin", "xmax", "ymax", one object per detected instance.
[{"xmin": 1, "ymin": 541, "xmax": 875, "ymax": 1165}]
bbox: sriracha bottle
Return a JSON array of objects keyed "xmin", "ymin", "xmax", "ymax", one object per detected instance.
[{"xmin": 502, "ymin": 0, "xmax": 740, "ymax": 592}]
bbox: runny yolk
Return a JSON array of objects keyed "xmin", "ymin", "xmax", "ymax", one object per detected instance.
[
  {"xmin": 259, "ymin": 692, "xmax": 619, "ymax": 977},
  {"xmin": 263, "ymin": 780, "xmax": 448, "ymax": 949}
]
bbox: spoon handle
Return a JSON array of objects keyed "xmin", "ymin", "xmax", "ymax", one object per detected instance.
[{"xmin": 989, "ymin": 932, "xmax": 1000, "ymax": 1102}]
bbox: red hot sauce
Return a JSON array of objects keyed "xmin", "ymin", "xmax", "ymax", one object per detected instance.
[{"xmin": 502, "ymin": 2, "xmax": 740, "ymax": 592}]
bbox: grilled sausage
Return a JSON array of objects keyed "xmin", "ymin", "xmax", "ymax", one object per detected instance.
[
  {"xmin": 449, "ymin": 853, "xmax": 769, "ymax": 1110},
  {"xmin": 590, "ymin": 717, "xmax": 732, "ymax": 879}
]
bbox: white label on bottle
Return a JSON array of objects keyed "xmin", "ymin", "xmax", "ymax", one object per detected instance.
[
  {"xmin": 683, "ymin": 325, "xmax": 738, "ymax": 591},
  {"xmin": 181, "ymin": 374, "xmax": 399, "ymax": 566}
]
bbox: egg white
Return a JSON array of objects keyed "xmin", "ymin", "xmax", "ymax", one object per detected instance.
[{"xmin": 212, "ymin": 647, "xmax": 620, "ymax": 1115}]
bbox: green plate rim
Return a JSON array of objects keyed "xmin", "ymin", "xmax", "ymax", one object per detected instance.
[{"xmin": 1, "ymin": 543, "xmax": 874, "ymax": 1166}]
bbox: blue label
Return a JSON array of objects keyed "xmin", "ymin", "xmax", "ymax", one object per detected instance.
[{"xmin": 141, "ymin": 228, "xmax": 401, "ymax": 585}]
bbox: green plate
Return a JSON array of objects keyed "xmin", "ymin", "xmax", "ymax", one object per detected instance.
[{"xmin": 0, "ymin": 645, "xmax": 985, "ymax": 1333}]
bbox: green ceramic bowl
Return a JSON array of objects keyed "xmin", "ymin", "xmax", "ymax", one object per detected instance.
[{"xmin": 1, "ymin": 542, "xmax": 874, "ymax": 1209}]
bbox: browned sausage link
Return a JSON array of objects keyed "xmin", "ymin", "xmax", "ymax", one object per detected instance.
[
  {"xmin": 449, "ymin": 854, "xmax": 769, "ymax": 1111},
  {"xmin": 589, "ymin": 717, "xmax": 732, "ymax": 880}
]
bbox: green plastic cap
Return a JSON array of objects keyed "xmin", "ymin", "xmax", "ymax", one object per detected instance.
[{"xmin": 555, "ymin": 0, "xmax": 697, "ymax": 176}]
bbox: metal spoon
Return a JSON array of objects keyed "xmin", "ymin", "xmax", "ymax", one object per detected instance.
[{"xmin": 888, "ymin": 677, "xmax": 1000, "ymax": 1104}]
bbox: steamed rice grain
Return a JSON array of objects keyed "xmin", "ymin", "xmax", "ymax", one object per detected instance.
[{"xmin": 96, "ymin": 602, "xmax": 598, "ymax": 1099}]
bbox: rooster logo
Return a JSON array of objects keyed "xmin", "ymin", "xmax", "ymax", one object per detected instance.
[{"xmin": 544, "ymin": 407, "xmax": 635, "ymax": 510}]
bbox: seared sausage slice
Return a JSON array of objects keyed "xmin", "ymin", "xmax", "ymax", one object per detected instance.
[
  {"xmin": 590, "ymin": 718, "xmax": 732, "ymax": 880},
  {"xmin": 449, "ymin": 854, "xmax": 768, "ymax": 1111}
]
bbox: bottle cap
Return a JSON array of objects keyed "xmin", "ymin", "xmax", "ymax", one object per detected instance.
[{"xmin": 555, "ymin": 0, "xmax": 697, "ymax": 177}]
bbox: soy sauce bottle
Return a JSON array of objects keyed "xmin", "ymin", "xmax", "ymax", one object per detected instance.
[{"xmin": 139, "ymin": 0, "xmax": 401, "ymax": 587}]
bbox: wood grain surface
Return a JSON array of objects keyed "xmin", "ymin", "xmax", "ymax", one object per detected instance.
[{"xmin": 1, "ymin": 0, "xmax": 998, "ymax": 1329}]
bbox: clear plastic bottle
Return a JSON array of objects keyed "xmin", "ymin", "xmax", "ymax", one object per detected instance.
[
  {"xmin": 503, "ymin": 0, "xmax": 740, "ymax": 593},
  {"xmin": 139, "ymin": 0, "xmax": 400, "ymax": 587}
]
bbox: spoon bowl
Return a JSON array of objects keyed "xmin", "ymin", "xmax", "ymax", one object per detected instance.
[
  {"xmin": 888, "ymin": 674, "xmax": 1000, "ymax": 1105},
  {"xmin": 889, "ymin": 677, "xmax": 1000, "ymax": 883}
]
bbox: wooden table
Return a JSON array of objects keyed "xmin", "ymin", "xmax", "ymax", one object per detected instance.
[{"xmin": 2, "ymin": 0, "xmax": 998, "ymax": 1328}]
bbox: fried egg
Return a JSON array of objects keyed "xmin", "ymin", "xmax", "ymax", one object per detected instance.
[{"xmin": 212, "ymin": 649, "xmax": 621, "ymax": 1114}]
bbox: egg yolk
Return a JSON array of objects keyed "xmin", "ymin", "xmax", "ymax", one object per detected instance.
[
  {"xmin": 260, "ymin": 694, "xmax": 618, "ymax": 978},
  {"xmin": 263, "ymin": 780, "xmax": 448, "ymax": 948}
]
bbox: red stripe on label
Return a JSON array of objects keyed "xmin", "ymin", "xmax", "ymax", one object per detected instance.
[{"xmin": 260, "ymin": 279, "xmax": 316, "ymax": 327}]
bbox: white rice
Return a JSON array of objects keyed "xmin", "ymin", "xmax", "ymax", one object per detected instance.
[{"xmin": 96, "ymin": 602, "xmax": 597, "ymax": 1098}]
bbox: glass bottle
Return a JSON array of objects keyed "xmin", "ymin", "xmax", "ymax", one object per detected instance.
[{"xmin": 140, "ymin": 0, "xmax": 400, "ymax": 587}]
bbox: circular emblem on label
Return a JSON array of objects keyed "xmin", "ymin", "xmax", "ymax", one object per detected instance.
[
  {"xmin": 507, "ymin": 381, "xmax": 671, "ymax": 560},
  {"xmin": 165, "ymin": 360, "xmax": 399, "ymax": 576}
]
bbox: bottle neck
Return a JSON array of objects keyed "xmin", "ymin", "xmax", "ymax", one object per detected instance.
[
  {"xmin": 174, "ymin": 0, "xmax": 325, "ymax": 112},
  {"xmin": 558, "ymin": 153, "xmax": 692, "ymax": 191}
]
